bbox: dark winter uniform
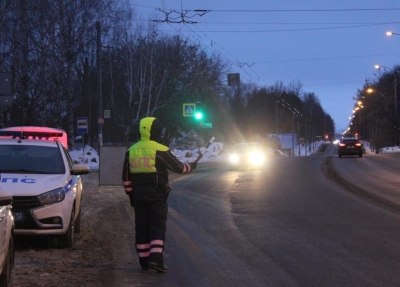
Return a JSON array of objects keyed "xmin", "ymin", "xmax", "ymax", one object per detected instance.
[{"xmin": 122, "ymin": 117, "xmax": 196, "ymax": 272}]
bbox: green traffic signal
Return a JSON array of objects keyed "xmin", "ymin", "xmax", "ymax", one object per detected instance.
[{"xmin": 195, "ymin": 111, "xmax": 203, "ymax": 120}]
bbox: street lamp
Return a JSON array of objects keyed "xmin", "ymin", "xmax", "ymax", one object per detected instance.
[
  {"xmin": 386, "ymin": 31, "xmax": 400, "ymax": 36},
  {"xmin": 374, "ymin": 64, "xmax": 397, "ymax": 116},
  {"xmin": 366, "ymin": 87, "xmax": 385, "ymax": 98}
]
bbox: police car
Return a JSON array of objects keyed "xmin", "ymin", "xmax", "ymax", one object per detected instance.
[
  {"xmin": 0, "ymin": 193, "xmax": 14, "ymax": 286},
  {"xmin": 0, "ymin": 127, "xmax": 90, "ymax": 248}
]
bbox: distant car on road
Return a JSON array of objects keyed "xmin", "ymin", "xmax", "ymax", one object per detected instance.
[
  {"xmin": 228, "ymin": 142, "xmax": 266, "ymax": 170},
  {"xmin": 0, "ymin": 193, "xmax": 14, "ymax": 287},
  {"xmin": 338, "ymin": 138, "xmax": 363, "ymax": 158}
]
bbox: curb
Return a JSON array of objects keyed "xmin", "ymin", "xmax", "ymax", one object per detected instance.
[{"xmin": 321, "ymin": 156, "xmax": 400, "ymax": 213}]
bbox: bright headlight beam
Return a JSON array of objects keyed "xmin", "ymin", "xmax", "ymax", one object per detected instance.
[
  {"xmin": 229, "ymin": 154, "xmax": 240, "ymax": 163},
  {"xmin": 248, "ymin": 151, "xmax": 265, "ymax": 165}
]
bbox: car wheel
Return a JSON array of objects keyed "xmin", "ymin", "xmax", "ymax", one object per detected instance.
[
  {"xmin": 359, "ymin": 153, "xmax": 362, "ymax": 158},
  {"xmin": 0, "ymin": 235, "xmax": 14, "ymax": 287},
  {"xmin": 58, "ymin": 208, "xmax": 75, "ymax": 248},
  {"xmin": 74, "ymin": 208, "xmax": 81, "ymax": 234},
  {"xmin": 75, "ymin": 193, "xmax": 83, "ymax": 234},
  {"xmin": 338, "ymin": 154, "xmax": 342, "ymax": 158}
]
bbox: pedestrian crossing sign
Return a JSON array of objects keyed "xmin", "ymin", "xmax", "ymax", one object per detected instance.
[{"xmin": 183, "ymin": 103, "xmax": 196, "ymax": 117}]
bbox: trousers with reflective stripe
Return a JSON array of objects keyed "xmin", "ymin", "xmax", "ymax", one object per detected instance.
[{"xmin": 132, "ymin": 184, "xmax": 168, "ymax": 265}]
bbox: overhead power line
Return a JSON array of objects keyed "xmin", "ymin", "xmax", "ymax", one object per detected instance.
[
  {"xmin": 179, "ymin": 22, "xmax": 260, "ymax": 83},
  {"xmin": 153, "ymin": 9, "xmax": 209, "ymax": 24},
  {"xmin": 205, "ymin": 8, "xmax": 400, "ymax": 12},
  {"xmin": 275, "ymin": 96, "xmax": 304, "ymax": 118},
  {"xmin": 131, "ymin": 4, "xmax": 400, "ymax": 13},
  {"xmin": 194, "ymin": 21, "xmax": 400, "ymax": 25},
  {"xmin": 255, "ymin": 52, "xmax": 400, "ymax": 64},
  {"xmin": 155, "ymin": 21, "xmax": 400, "ymax": 33},
  {"xmin": 238, "ymin": 62, "xmax": 255, "ymax": 68}
]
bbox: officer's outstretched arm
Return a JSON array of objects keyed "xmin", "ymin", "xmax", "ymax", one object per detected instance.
[{"xmin": 157, "ymin": 150, "xmax": 195, "ymax": 174}]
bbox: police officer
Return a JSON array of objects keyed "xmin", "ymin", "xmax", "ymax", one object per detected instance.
[{"xmin": 122, "ymin": 117, "xmax": 197, "ymax": 273}]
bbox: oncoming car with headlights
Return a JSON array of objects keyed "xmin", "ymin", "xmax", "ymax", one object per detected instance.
[
  {"xmin": 229, "ymin": 143, "xmax": 266, "ymax": 170},
  {"xmin": 0, "ymin": 128, "xmax": 90, "ymax": 248}
]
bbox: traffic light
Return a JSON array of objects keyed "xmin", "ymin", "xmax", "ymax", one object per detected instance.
[
  {"xmin": 195, "ymin": 111, "xmax": 203, "ymax": 120},
  {"xmin": 195, "ymin": 102, "xmax": 203, "ymax": 120}
]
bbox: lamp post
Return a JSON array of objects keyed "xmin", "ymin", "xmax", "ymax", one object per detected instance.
[
  {"xmin": 386, "ymin": 31, "xmax": 400, "ymax": 36},
  {"xmin": 366, "ymin": 87, "xmax": 385, "ymax": 98},
  {"xmin": 374, "ymin": 65, "xmax": 397, "ymax": 117},
  {"xmin": 365, "ymin": 88, "xmax": 385, "ymax": 150}
]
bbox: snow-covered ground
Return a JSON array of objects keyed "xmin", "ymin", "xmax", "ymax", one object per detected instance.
[
  {"xmin": 376, "ymin": 146, "xmax": 400, "ymax": 153},
  {"xmin": 69, "ymin": 146, "xmax": 100, "ymax": 171}
]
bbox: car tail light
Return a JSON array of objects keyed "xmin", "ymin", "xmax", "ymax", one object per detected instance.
[
  {"xmin": 338, "ymin": 143, "xmax": 346, "ymax": 147},
  {"xmin": 355, "ymin": 143, "xmax": 362, "ymax": 147}
]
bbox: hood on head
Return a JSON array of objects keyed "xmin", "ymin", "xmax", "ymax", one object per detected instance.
[{"xmin": 139, "ymin": 117, "xmax": 163, "ymax": 142}]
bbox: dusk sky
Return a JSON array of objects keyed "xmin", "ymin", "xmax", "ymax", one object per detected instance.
[{"xmin": 131, "ymin": 0, "xmax": 400, "ymax": 133}]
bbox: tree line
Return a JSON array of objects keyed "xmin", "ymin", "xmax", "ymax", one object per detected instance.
[
  {"xmin": 0, "ymin": 0, "xmax": 335, "ymax": 150},
  {"xmin": 352, "ymin": 65, "xmax": 400, "ymax": 151}
]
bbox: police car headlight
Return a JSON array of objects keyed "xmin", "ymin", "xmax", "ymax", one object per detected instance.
[
  {"xmin": 248, "ymin": 151, "xmax": 265, "ymax": 165},
  {"xmin": 229, "ymin": 153, "xmax": 240, "ymax": 163},
  {"xmin": 38, "ymin": 188, "xmax": 66, "ymax": 206}
]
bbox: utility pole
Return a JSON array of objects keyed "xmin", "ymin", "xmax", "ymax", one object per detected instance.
[
  {"xmin": 305, "ymin": 123, "xmax": 307, "ymax": 156},
  {"xmin": 291, "ymin": 114, "xmax": 295, "ymax": 156},
  {"xmin": 395, "ymin": 72, "xmax": 397, "ymax": 118},
  {"xmin": 96, "ymin": 21, "xmax": 103, "ymax": 148},
  {"xmin": 275, "ymin": 100, "xmax": 279, "ymax": 149},
  {"xmin": 275, "ymin": 101, "xmax": 278, "ymax": 136}
]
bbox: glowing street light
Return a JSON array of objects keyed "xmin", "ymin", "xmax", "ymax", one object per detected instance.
[
  {"xmin": 374, "ymin": 64, "xmax": 397, "ymax": 116},
  {"xmin": 366, "ymin": 87, "xmax": 385, "ymax": 98},
  {"xmin": 386, "ymin": 31, "xmax": 400, "ymax": 36}
]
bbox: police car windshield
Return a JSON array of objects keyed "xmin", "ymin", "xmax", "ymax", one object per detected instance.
[{"xmin": 0, "ymin": 145, "xmax": 65, "ymax": 174}]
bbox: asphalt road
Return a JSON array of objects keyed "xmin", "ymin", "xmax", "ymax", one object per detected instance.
[
  {"xmin": 11, "ymin": 146, "xmax": 400, "ymax": 287},
  {"xmin": 118, "ymin": 150, "xmax": 400, "ymax": 287}
]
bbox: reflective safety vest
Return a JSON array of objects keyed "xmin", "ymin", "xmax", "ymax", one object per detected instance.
[{"xmin": 128, "ymin": 140, "xmax": 169, "ymax": 173}]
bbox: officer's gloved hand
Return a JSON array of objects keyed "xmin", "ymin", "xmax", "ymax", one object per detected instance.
[{"xmin": 189, "ymin": 161, "xmax": 197, "ymax": 170}]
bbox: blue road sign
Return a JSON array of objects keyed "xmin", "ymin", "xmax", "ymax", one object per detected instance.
[
  {"xmin": 77, "ymin": 117, "xmax": 88, "ymax": 134},
  {"xmin": 183, "ymin": 103, "xmax": 196, "ymax": 117}
]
